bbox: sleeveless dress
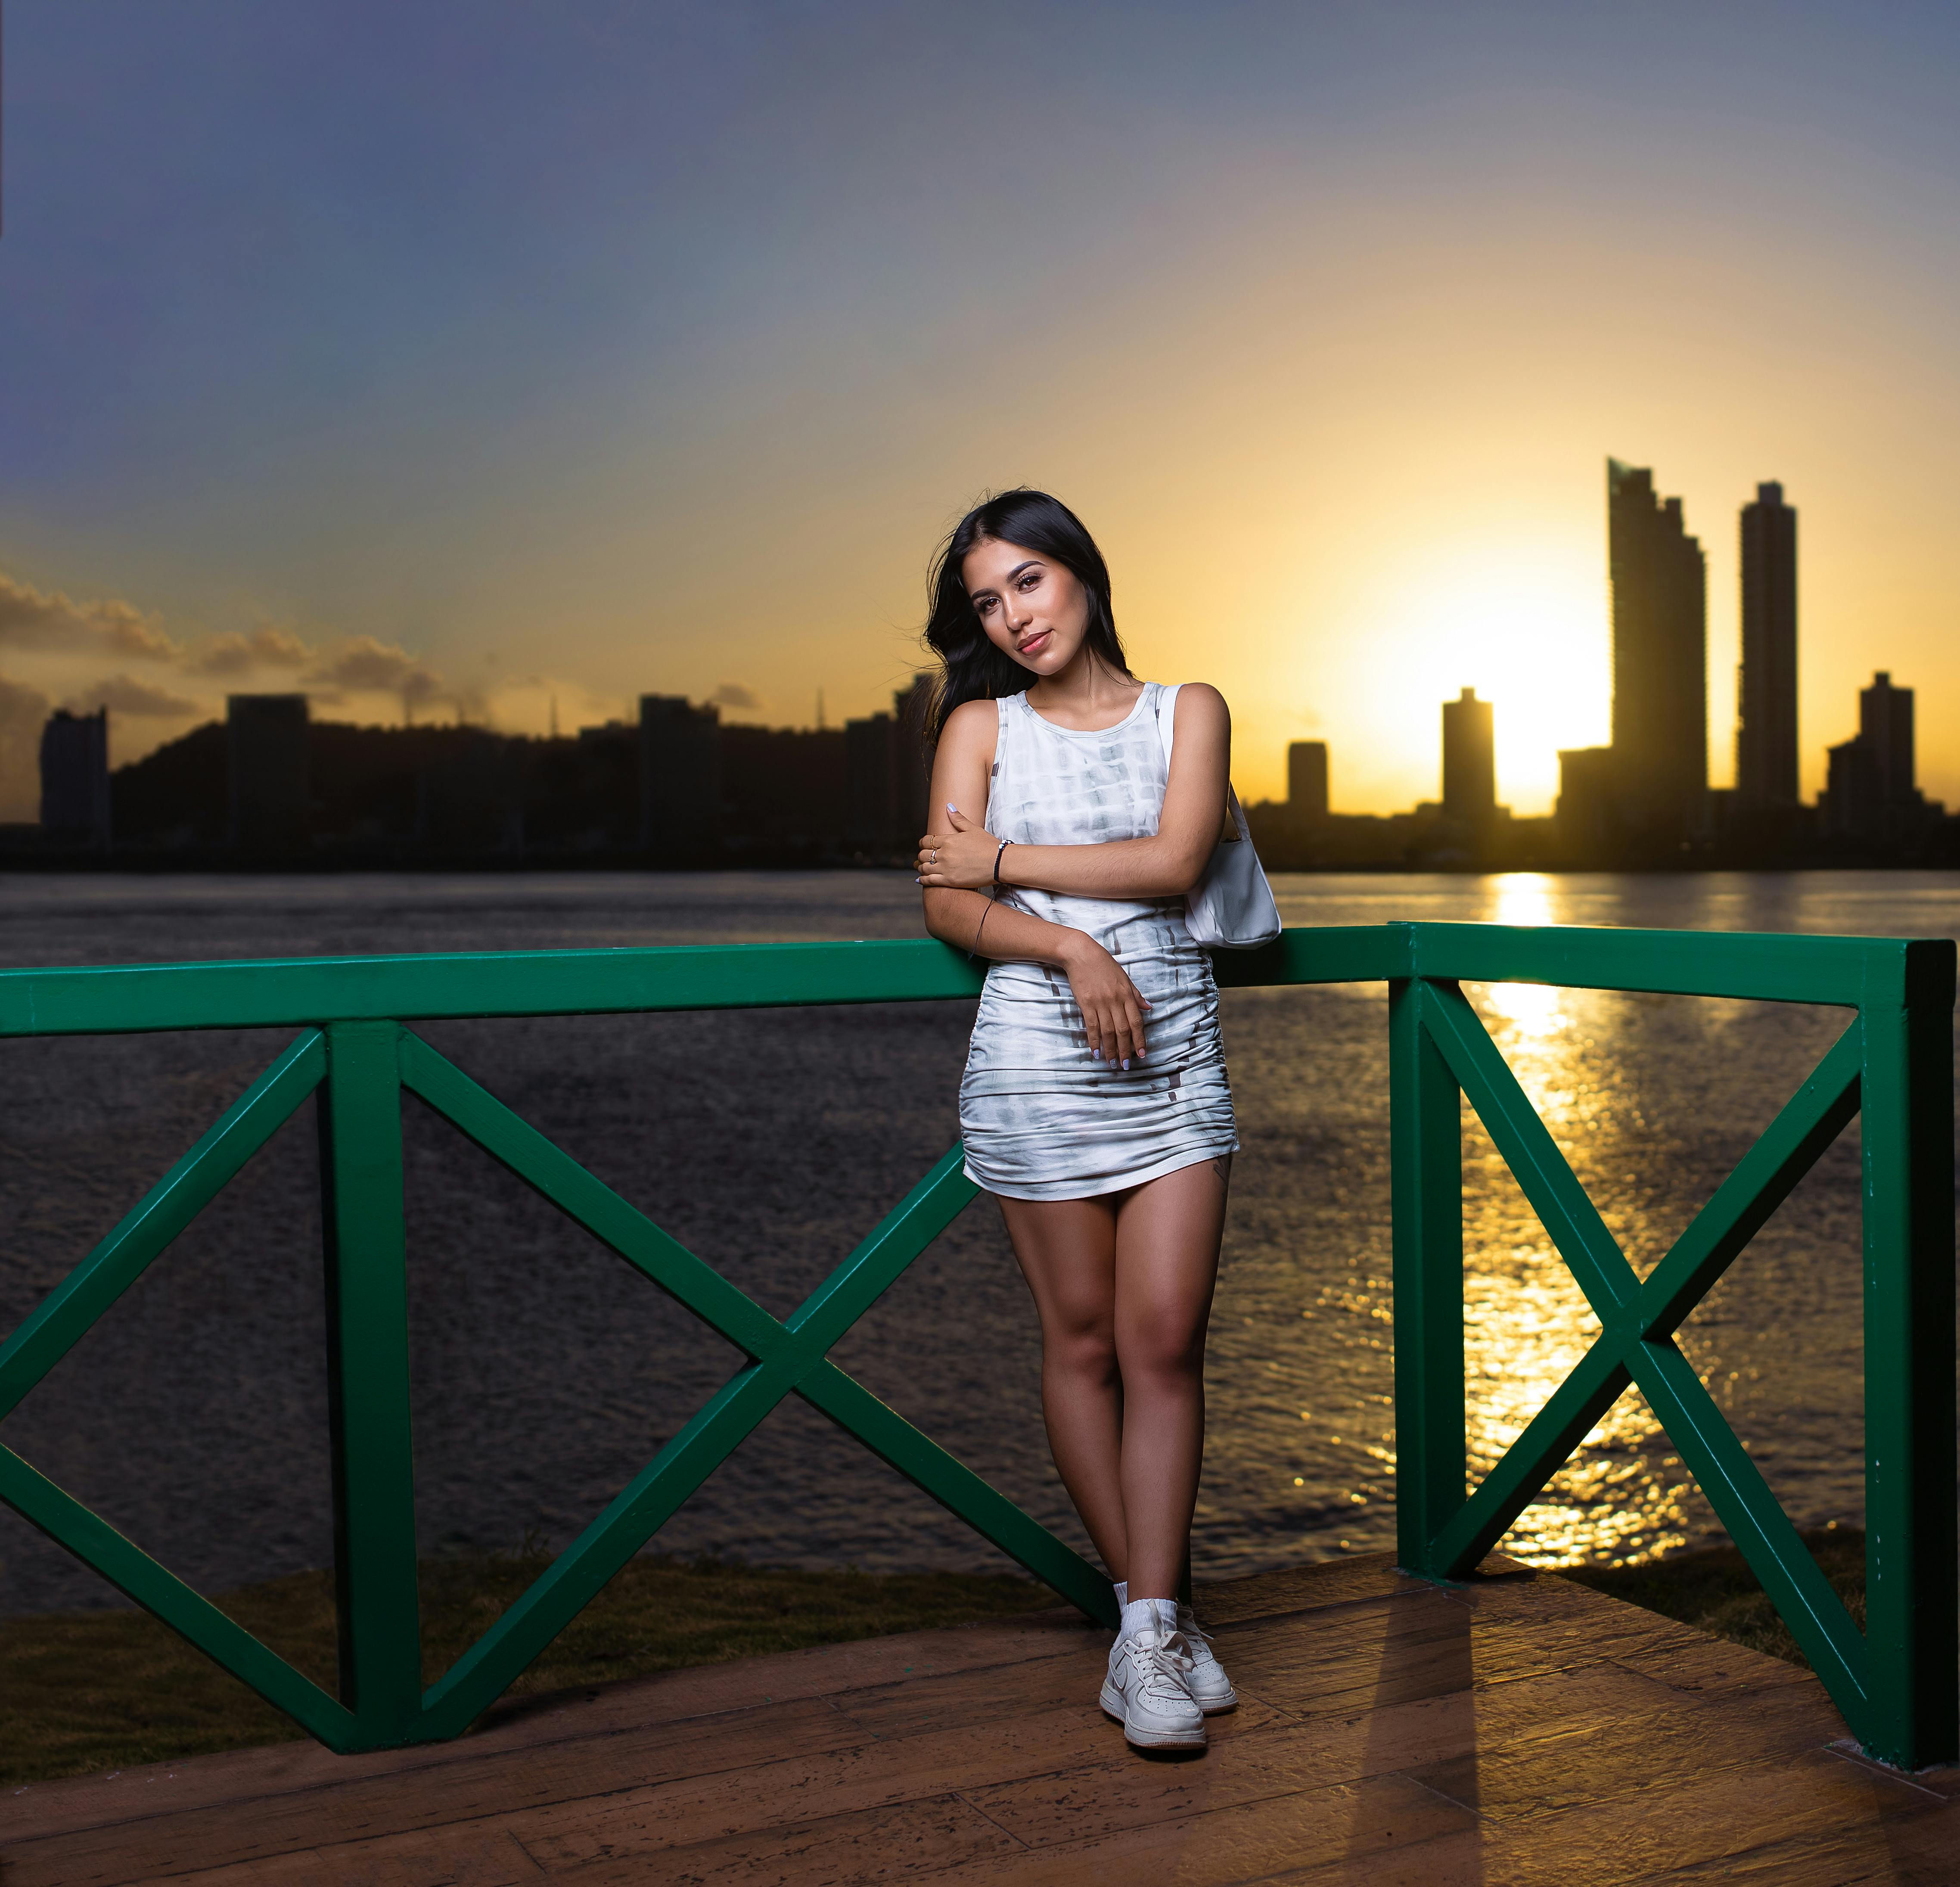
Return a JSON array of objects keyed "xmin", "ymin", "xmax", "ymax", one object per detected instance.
[{"xmin": 958, "ymin": 682, "xmax": 1239, "ymax": 1200}]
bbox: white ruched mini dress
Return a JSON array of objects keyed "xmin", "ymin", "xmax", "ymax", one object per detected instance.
[{"xmin": 958, "ymin": 682, "xmax": 1239, "ymax": 1201}]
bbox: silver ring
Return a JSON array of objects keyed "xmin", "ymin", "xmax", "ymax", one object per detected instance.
[{"xmin": 931, "ymin": 849, "xmax": 939, "ymax": 864}]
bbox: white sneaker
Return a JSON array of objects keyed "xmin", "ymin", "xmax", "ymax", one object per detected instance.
[
  {"xmin": 1100, "ymin": 1627, "xmax": 1206, "ymax": 1750},
  {"xmin": 1175, "ymin": 1603, "xmax": 1238, "ymax": 1714}
]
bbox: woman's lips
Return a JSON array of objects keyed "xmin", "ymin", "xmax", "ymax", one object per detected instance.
[{"xmin": 1018, "ymin": 630, "xmax": 1053, "ymax": 657}]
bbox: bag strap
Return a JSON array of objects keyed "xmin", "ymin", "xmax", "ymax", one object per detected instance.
[{"xmin": 1155, "ymin": 681, "xmax": 1249, "ymax": 840}]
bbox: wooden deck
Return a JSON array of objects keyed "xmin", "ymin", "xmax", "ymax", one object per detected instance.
[{"xmin": 6, "ymin": 1554, "xmax": 1956, "ymax": 1885}]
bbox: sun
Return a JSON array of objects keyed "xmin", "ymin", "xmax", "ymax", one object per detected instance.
[{"xmin": 1338, "ymin": 532, "xmax": 1612, "ymax": 816}]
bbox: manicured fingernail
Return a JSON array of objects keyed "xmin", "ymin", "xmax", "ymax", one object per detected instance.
[
  {"xmin": 1121, "ymin": 1058, "xmax": 1130, "ymax": 1069},
  {"xmin": 946, "ymin": 802, "xmax": 957, "ymax": 812}
]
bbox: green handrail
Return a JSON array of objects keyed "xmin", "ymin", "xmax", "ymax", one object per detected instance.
[{"xmin": 0, "ymin": 922, "xmax": 1951, "ymax": 1768}]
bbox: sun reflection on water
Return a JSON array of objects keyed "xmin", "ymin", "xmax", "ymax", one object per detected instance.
[{"xmin": 1459, "ymin": 875, "xmax": 1691, "ymax": 1566}]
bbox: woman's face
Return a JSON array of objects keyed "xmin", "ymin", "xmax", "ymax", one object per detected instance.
[{"xmin": 962, "ymin": 537, "xmax": 1091, "ymax": 677}]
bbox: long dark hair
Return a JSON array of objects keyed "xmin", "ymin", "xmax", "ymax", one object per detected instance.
[{"xmin": 922, "ymin": 488, "xmax": 1131, "ymax": 741}]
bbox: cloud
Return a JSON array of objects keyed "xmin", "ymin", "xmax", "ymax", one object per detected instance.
[
  {"xmin": 710, "ymin": 682, "xmax": 763, "ymax": 711},
  {"xmin": 304, "ymin": 635, "xmax": 445, "ymax": 709},
  {"xmin": 0, "ymin": 676, "xmax": 53, "ymax": 822},
  {"xmin": 64, "ymin": 674, "xmax": 205, "ymax": 718},
  {"xmin": 185, "ymin": 624, "xmax": 316, "ymax": 676},
  {"xmin": 2, "ymin": 563, "xmax": 462, "ymax": 732},
  {"xmin": 0, "ymin": 569, "xmax": 182, "ymax": 661}
]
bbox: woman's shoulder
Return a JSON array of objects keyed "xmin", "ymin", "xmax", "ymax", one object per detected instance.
[
  {"xmin": 940, "ymin": 694, "xmax": 1004, "ymax": 752},
  {"xmin": 1163, "ymin": 681, "xmax": 1229, "ymax": 720},
  {"xmin": 944, "ymin": 694, "xmax": 1005, "ymax": 732}
]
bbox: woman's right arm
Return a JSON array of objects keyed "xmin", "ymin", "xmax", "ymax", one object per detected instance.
[{"xmin": 919, "ymin": 702, "xmax": 1152, "ymax": 1064}]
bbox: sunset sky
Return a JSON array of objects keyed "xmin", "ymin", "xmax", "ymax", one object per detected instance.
[{"xmin": 3, "ymin": 1, "xmax": 1957, "ymax": 819}]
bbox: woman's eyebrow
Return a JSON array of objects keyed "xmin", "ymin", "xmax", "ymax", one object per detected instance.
[{"xmin": 969, "ymin": 558, "xmax": 1044, "ymax": 602}]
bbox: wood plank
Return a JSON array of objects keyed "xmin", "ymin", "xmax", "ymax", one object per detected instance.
[
  {"xmin": 1450, "ymin": 1746, "xmax": 1942, "ymax": 1886},
  {"xmin": 1262, "ymin": 1754, "xmax": 1954, "ymax": 1885},
  {"xmin": 168, "ymin": 1825, "xmax": 546, "ymax": 1887},
  {"xmin": 962, "ymin": 1661, "xmax": 1723, "ymax": 1849},
  {"xmin": 826, "ymin": 1645, "xmax": 1121, "ymax": 1739},
  {"xmin": 1191, "ymin": 1552, "xmax": 1416, "ymax": 1626},
  {"xmin": 1213, "ymin": 1586, "xmax": 1500, "ymax": 1718},
  {"xmin": 935, "ymin": 1770, "xmax": 1475, "ymax": 1885},
  {"xmin": 536, "ymin": 1791, "xmax": 1024, "ymax": 1886},
  {"xmin": 1, "ymin": 1697, "xmax": 866, "ymax": 1887},
  {"xmin": 1269, "ymin": 1825, "xmax": 1956, "ymax": 1887},
  {"xmin": 1607, "ymin": 1626, "xmax": 1824, "ymax": 1702},
  {"xmin": 1401, "ymin": 1675, "xmax": 1834, "ymax": 1823},
  {"xmin": 509, "ymin": 1697, "xmax": 1267, "ymax": 1872}
]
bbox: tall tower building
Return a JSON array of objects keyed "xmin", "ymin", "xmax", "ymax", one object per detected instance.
[
  {"xmin": 1441, "ymin": 688, "xmax": 1495, "ymax": 827},
  {"xmin": 1736, "ymin": 481, "xmax": 1798, "ymax": 807},
  {"xmin": 1607, "ymin": 459, "xmax": 1707, "ymax": 836},
  {"xmin": 638, "ymin": 694, "xmax": 723, "ymax": 857},
  {"xmin": 39, "ymin": 707, "xmax": 111, "ymax": 848},
  {"xmin": 1861, "ymin": 670, "xmax": 1915, "ymax": 803},
  {"xmin": 1287, "ymin": 741, "xmax": 1329, "ymax": 819},
  {"xmin": 1820, "ymin": 671, "xmax": 1927, "ymax": 842}
]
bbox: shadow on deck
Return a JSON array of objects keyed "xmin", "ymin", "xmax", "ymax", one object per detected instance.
[{"xmin": 6, "ymin": 1554, "xmax": 1956, "ymax": 1885}]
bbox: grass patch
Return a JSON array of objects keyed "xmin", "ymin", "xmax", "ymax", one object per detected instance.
[
  {"xmin": 1, "ymin": 1550, "xmax": 1056, "ymax": 1788},
  {"xmin": 1557, "ymin": 1525, "xmax": 1865, "ymax": 1668}
]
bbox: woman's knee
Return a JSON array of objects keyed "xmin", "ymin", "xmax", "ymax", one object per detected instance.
[
  {"xmin": 1116, "ymin": 1313, "xmax": 1206, "ymax": 1385},
  {"xmin": 1045, "ymin": 1319, "xmax": 1119, "ymax": 1383}
]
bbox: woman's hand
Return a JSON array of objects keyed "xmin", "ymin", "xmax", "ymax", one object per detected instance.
[
  {"xmin": 916, "ymin": 804, "xmax": 1001, "ymax": 890},
  {"xmin": 1058, "ymin": 933, "xmax": 1151, "ymax": 1067}
]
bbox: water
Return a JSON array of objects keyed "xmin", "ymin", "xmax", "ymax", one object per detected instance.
[{"xmin": 1, "ymin": 870, "xmax": 1955, "ymax": 1615}]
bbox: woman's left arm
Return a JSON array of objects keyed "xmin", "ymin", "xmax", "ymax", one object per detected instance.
[{"xmin": 916, "ymin": 685, "xmax": 1231, "ymax": 901}]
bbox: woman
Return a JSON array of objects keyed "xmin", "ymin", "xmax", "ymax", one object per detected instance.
[{"xmin": 913, "ymin": 488, "xmax": 1239, "ymax": 1752}]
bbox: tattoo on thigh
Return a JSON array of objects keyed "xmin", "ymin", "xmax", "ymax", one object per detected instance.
[{"xmin": 1211, "ymin": 1154, "xmax": 1233, "ymax": 1190}]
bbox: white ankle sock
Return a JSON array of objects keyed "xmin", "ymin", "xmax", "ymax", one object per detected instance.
[
  {"xmin": 1119, "ymin": 1596, "xmax": 1180, "ymax": 1641},
  {"xmin": 1113, "ymin": 1579, "xmax": 1128, "ymax": 1609}
]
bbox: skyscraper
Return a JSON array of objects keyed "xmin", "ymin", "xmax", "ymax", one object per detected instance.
[
  {"xmin": 1287, "ymin": 741, "xmax": 1329, "ymax": 819},
  {"xmin": 1441, "ymin": 688, "xmax": 1495, "ymax": 827},
  {"xmin": 1736, "ymin": 481, "xmax": 1798, "ymax": 807},
  {"xmin": 1818, "ymin": 672, "xmax": 1935, "ymax": 843},
  {"xmin": 639, "ymin": 694, "xmax": 723, "ymax": 856},
  {"xmin": 1607, "ymin": 459, "xmax": 1707, "ymax": 837},
  {"xmin": 1860, "ymin": 670, "xmax": 1915, "ymax": 804},
  {"xmin": 39, "ymin": 707, "xmax": 111, "ymax": 848}
]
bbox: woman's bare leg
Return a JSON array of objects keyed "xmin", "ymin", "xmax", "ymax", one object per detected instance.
[
  {"xmin": 997, "ymin": 1193, "xmax": 1129, "ymax": 1578},
  {"xmin": 1112, "ymin": 1155, "xmax": 1230, "ymax": 1599}
]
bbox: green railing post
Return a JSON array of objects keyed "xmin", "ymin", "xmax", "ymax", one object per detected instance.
[
  {"xmin": 317, "ymin": 1020, "xmax": 423, "ymax": 1744},
  {"xmin": 1389, "ymin": 975, "xmax": 1466, "ymax": 1576},
  {"xmin": 1857, "ymin": 942, "xmax": 1959, "ymax": 1770}
]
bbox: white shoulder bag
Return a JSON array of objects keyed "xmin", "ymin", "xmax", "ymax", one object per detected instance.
[{"xmin": 1154, "ymin": 684, "xmax": 1282, "ymax": 950}]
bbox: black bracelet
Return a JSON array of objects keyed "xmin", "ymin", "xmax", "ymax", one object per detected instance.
[
  {"xmin": 968, "ymin": 897, "xmax": 996, "ymax": 963},
  {"xmin": 993, "ymin": 839, "xmax": 1010, "ymax": 888}
]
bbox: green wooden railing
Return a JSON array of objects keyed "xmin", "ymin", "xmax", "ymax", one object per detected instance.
[{"xmin": 0, "ymin": 923, "xmax": 1952, "ymax": 1768}]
